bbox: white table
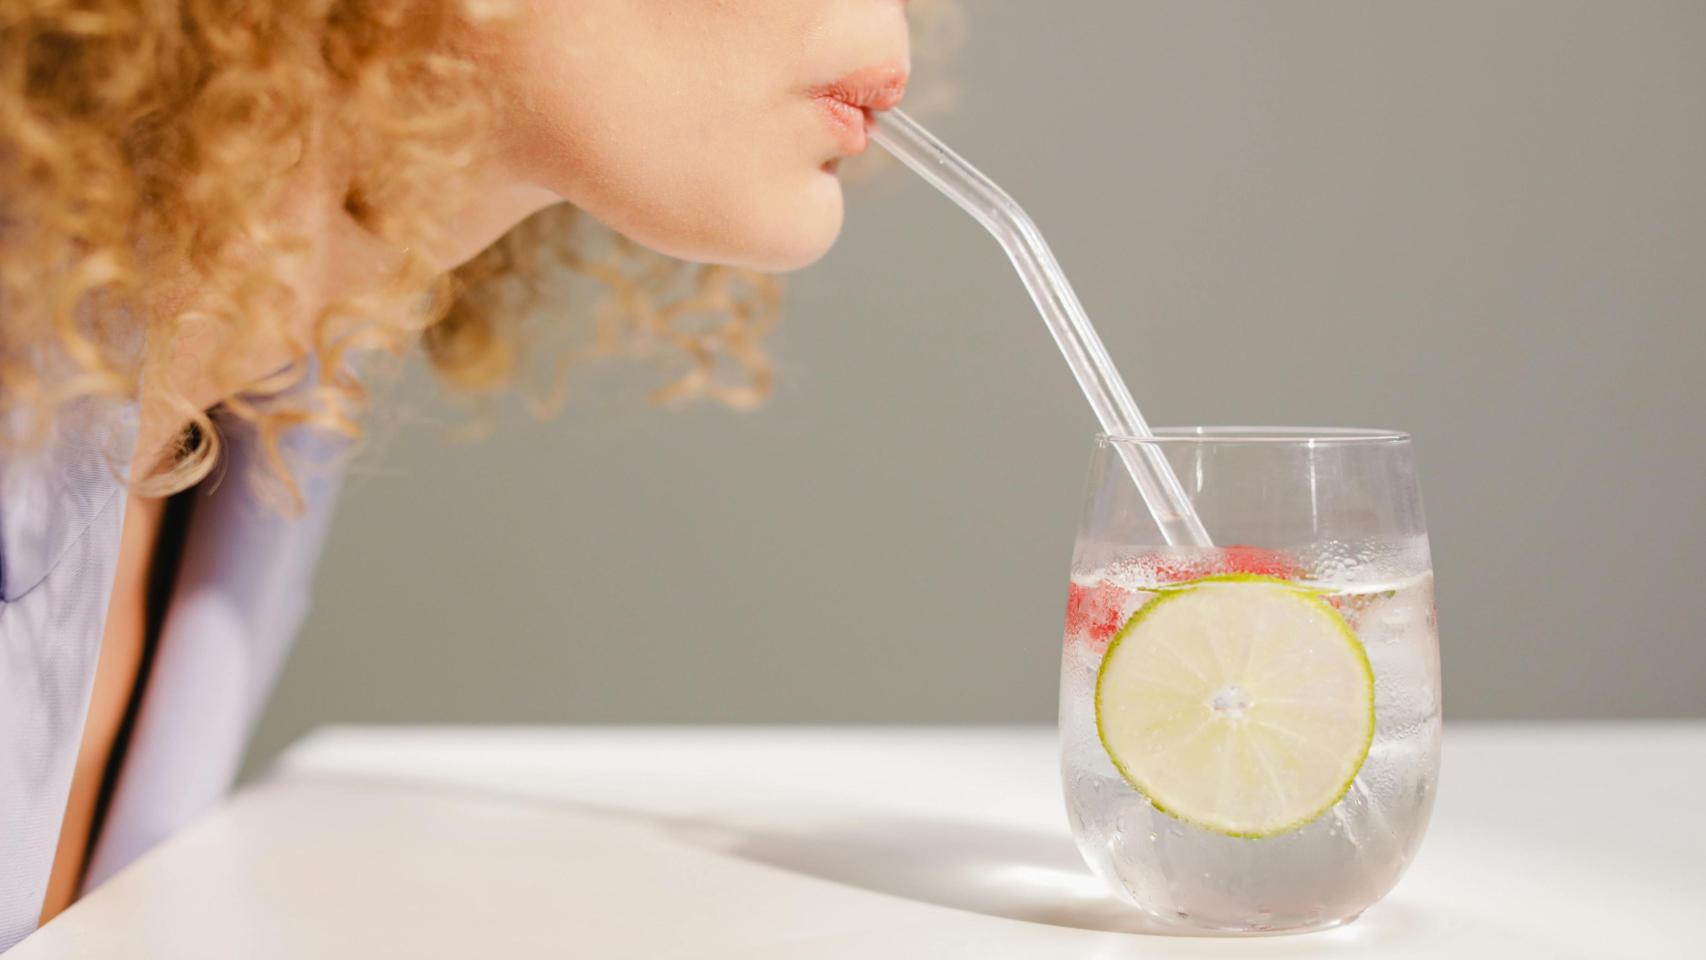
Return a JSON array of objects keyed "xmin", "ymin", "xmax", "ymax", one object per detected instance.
[{"xmin": 15, "ymin": 725, "xmax": 1703, "ymax": 958}]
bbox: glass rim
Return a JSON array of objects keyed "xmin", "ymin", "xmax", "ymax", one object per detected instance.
[{"xmin": 1097, "ymin": 426, "xmax": 1411, "ymax": 445}]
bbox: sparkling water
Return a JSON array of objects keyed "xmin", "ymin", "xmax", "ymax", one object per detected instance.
[{"xmin": 1058, "ymin": 548, "xmax": 1441, "ymax": 933}]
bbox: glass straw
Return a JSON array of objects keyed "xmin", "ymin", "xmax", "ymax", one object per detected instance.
[{"xmin": 871, "ymin": 110, "xmax": 1213, "ymax": 547}]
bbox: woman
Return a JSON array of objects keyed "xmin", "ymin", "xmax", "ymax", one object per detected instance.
[{"xmin": 0, "ymin": 0, "xmax": 915, "ymax": 945}]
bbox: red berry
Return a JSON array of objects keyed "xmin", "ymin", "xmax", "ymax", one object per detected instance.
[
  {"xmin": 1065, "ymin": 581, "xmax": 1132, "ymax": 652},
  {"xmin": 1153, "ymin": 546, "xmax": 1298, "ymax": 583},
  {"xmin": 1216, "ymin": 545, "xmax": 1297, "ymax": 578}
]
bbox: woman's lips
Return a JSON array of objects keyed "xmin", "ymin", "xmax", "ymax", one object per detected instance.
[
  {"xmin": 813, "ymin": 64, "xmax": 908, "ymax": 158},
  {"xmin": 815, "ymin": 97, "xmax": 872, "ymax": 156}
]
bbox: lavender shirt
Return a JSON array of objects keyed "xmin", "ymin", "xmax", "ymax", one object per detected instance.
[{"xmin": 0, "ymin": 399, "xmax": 347, "ymax": 949}]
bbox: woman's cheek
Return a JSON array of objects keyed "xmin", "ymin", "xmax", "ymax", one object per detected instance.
[{"xmin": 517, "ymin": 74, "xmax": 848, "ymax": 271}]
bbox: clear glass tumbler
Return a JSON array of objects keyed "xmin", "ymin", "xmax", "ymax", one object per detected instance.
[{"xmin": 1058, "ymin": 428, "xmax": 1441, "ymax": 934}]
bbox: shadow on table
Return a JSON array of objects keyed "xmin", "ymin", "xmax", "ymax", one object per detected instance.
[
  {"xmin": 278, "ymin": 768, "xmax": 1171, "ymax": 933},
  {"xmin": 663, "ymin": 814, "xmax": 1175, "ymax": 935},
  {"xmin": 664, "ymin": 816, "xmax": 1469, "ymax": 953},
  {"xmin": 273, "ymin": 770, "xmax": 1443, "ymax": 946}
]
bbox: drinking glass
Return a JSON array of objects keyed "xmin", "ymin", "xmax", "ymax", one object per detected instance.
[{"xmin": 1059, "ymin": 428, "xmax": 1441, "ymax": 934}]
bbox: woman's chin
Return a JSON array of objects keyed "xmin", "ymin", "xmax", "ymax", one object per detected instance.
[
  {"xmin": 718, "ymin": 180, "xmax": 846, "ymax": 272},
  {"xmin": 669, "ymin": 176, "xmax": 845, "ymax": 273},
  {"xmin": 738, "ymin": 225, "xmax": 842, "ymax": 273}
]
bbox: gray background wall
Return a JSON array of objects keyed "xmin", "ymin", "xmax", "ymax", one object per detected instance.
[{"xmin": 249, "ymin": 0, "xmax": 1706, "ymax": 772}]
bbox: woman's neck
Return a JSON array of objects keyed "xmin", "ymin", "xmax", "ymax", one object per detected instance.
[{"xmin": 132, "ymin": 157, "xmax": 558, "ymax": 481}]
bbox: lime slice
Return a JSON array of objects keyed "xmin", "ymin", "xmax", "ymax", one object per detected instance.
[{"xmin": 1095, "ymin": 575, "xmax": 1374, "ymax": 838}]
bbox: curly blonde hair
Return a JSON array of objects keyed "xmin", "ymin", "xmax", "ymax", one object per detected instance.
[{"xmin": 0, "ymin": 0, "xmax": 957, "ymax": 501}]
